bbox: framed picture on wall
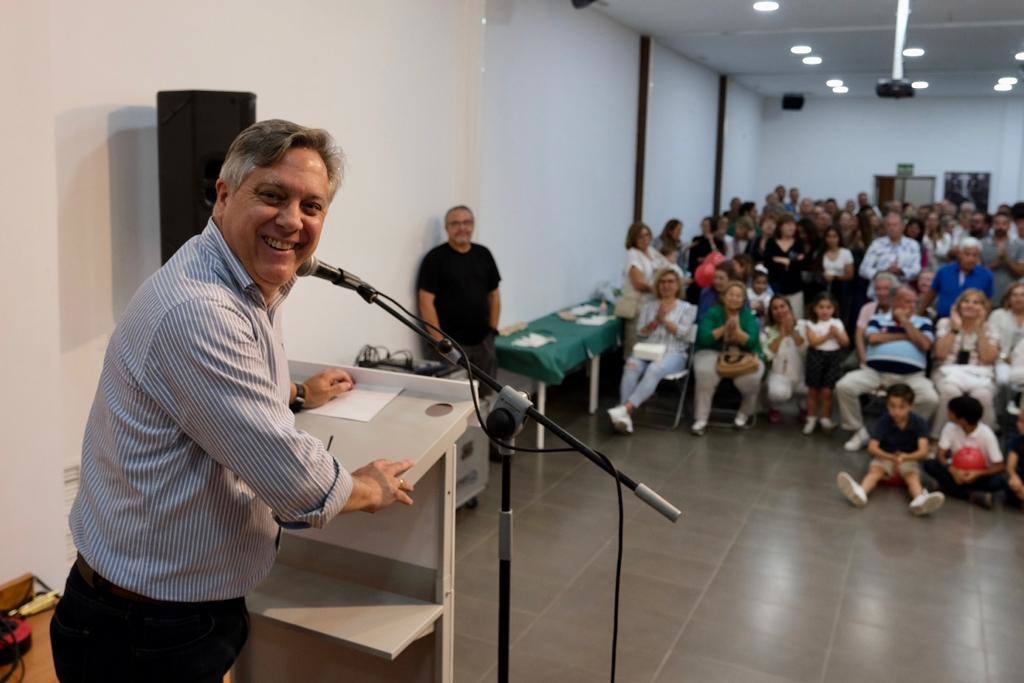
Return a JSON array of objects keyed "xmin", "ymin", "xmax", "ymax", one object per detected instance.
[{"xmin": 943, "ymin": 172, "xmax": 991, "ymax": 211}]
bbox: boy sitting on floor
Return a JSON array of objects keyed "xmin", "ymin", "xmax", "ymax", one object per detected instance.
[
  {"xmin": 924, "ymin": 395, "xmax": 1007, "ymax": 509},
  {"xmin": 837, "ymin": 383, "xmax": 946, "ymax": 515},
  {"xmin": 1005, "ymin": 412, "xmax": 1024, "ymax": 507}
]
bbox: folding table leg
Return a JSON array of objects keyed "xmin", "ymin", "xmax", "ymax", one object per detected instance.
[
  {"xmin": 536, "ymin": 381, "xmax": 546, "ymax": 448},
  {"xmin": 588, "ymin": 355, "xmax": 600, "ymax": 414}
]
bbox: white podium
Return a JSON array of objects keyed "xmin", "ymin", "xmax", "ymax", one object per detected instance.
[{"xmin": 233, "ymin": 362, "xmax": 474, "ymax": 683}]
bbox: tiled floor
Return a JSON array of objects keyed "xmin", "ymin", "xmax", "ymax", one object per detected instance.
[{"xmin": 452, "ymin": 380, "xmax": 1024, "ymax": 683}]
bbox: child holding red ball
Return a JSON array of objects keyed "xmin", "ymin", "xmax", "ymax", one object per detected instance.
[{"xmin": 923, "ymin": 395, "xmax": 1007, "ymax": 509}]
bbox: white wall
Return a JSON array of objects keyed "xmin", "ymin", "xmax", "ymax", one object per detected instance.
[
  {"xmin": 757, "ymin": 96, "xmax": 1024, "ymax": 207},
  {"xmin": 480, "ymin": 0, "xmax": 638, "ymax": 323},
  {"xmin": 642, "ymin": 42, "xmax": 720, "ymax": 242},
  {"xmin": 721, "ymin": 79, "xmax": 764, "ymax": 209}
]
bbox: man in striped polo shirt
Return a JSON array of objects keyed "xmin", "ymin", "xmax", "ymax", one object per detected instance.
[
  {"xmin": 837, "ymin": 286, "xmax": 939, "ymax": 451},
  {"xmin": 52, "ymin": 120, "xmax": 416, "ymax": 682}
]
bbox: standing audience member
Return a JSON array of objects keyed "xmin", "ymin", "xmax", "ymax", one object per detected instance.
[
  {"xmin": 762, "ymin": 296, "xmax": 806, "ymax": 424},
  {"xmin": 924, "ymin": 395, "xmax": 1006, "ymax": 509},
  {"xmin": 803, "ymin": 292, "xmax": 849, "ymax": 434},
  {"xmin": 764, "ymin": 216, "xmax": 807, "ymax": 317},
  {"xmin": 419, "ymin": 205, "xmax": 502, "ymax": 380},
  {"xmin": 687, "ymin": 216, "xmax": 727, "ymax": 302},
  {"xmin": 657, "ymin": 218, "xmax": 684, "ymax": 268},
  {"xmin": 608, "ymin": 269, "xmax": 696, "ymax": 434},
  {"xmin": 919, "ymin": 237, "xmax": 993, "ymax": 319},
  {"xmin": 698, "ymin": 261, "xmax": 736, "ymax": 321},
  {"xmin": 616, "ymin": 222, "xmax": 669, "ymax": 354},
  {"xmin": 691, "ymin": 281, "xmax": 764, "ymax": 435},
  {"xmin": 981, "ymin": 212, "xmax": 1024, "ymax": 301},
  {"xmin": 837, "ymin": 286, "xmax": 938, "ymax": 451},
  {"xmin": 748, "ymin": 267, "xmax": 774, "ymax": 322},
  {"xmin": 1011, "ymin": 202, "xmax": 1024, "ymax": 241},
  {"xmin": 747, "ymin": 215, "xmax": 776, "ymax": 263},
  {"xmin": 859, "ymin": 212, "xmax": 921, "ymax": 285},
  {"xmin": 836, "ymin": 384, "xmax": 945, "ymax": 515},
  {"xmin": 930, "ymin": 289, "xmax": 1000, "ymax": 438},
  {"xmin": 785, "ymin": 187, "xmax": 799, "ymax": 213},
  {"xmin": 923, "ymin": 210, "xmax": 951, "ymax": 266}
]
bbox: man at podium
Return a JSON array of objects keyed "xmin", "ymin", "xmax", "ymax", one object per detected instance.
[{"xmin": 52, "ymin": 119, "xmax": 416, "ymax": 683}]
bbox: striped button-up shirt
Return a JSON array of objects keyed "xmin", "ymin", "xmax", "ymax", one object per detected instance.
[
  {"xmin": 70, "ymin": 221, "xmax": 352, "ymax": 602},
  {"xmin": 858, "ymin": 236, "xmax": 922, "ymax": 283}
]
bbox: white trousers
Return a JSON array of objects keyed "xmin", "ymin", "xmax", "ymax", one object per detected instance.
[
  {"xmin": 835, "ymin": 367, "xmax": 938, "ymax": 431},
  {"xmin": 693, "ymin": 350, "xmax": 765, "ymax": 422}
]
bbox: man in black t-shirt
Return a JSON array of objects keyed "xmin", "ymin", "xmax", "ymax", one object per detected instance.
[{"xmin": 417, "ymin": 205, "xmax": 502, "ymax": 383}]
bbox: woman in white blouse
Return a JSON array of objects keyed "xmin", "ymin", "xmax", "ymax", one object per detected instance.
[
  {"xmin": 922, "ymin": 210, "xmax": 952, "ymax": 266},
  {"xmin": 608, "ymin": 268, "xmax": 697, "ymax": 434},
  {"xmin": 931, "ymin": 288, "xmax": 1001, "ymax": 438},
  {"xmin": 988, "ymin": 282, "xmax": 1024, "ymax": 386},
  {"xmin": 617, "ymin": 221, "xmax": 669, "ymax": 355}
]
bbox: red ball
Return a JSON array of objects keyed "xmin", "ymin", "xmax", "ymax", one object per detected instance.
[
  {"xmin": 952, "ymin": 447, "xmax": 988, "ymax": 471},
  {"xmin": 694, "ymin": 251, "xmax": 726, "ymax": 288}
]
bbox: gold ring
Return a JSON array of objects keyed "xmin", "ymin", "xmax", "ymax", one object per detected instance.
[{"xmin": 398, "ymin": 478, "xmax": 406, "ymax": 489}]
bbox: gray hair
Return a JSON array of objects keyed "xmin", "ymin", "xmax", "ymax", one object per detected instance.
[
  {"xmin": 219, "ymin": 119, "xmax": 345, "ymax": 201},
  {"xmin": 959, "ymin": 236, "xmax": 982, "ymax": 252},
  {"xmin": 873, "ymin": 272, "xmax": 899, "ymax": 288}
]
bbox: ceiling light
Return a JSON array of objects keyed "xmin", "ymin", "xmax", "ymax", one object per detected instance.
[
  {"xmin": 832, "ymin": 86, "xmax": 849, "ymax": 94},
  {"xmin": 1016, "ymin": 52, "xmax": 1024, "ymax": 61},
  {"xmin": 911, "ymin": 81, "xmax": 929, "ymax": 89},
  {"xmin": 998, "ymin": 77, "xmax": 1019, "ymax": 85},
  {"xmin": 826, "ymin": 79, "xmax": 844, "ymax": 88},
  {"xmin": 802, "ymin": 56, "xmax": 823, "ymax": 65},
  {"xmin": 995, "ymin": 83, "xmax": 1013, "ymax": 92},
  {"xmin": 752, "ymin": 1, "xmax": 780, "ymax": 11},
  {"xmin": 902, "ymin": 47, "xmax": 925, "ymax": 58},
  {"xmin": 790, "ymin": 45, "xmax": 812, "ymax": 55}
]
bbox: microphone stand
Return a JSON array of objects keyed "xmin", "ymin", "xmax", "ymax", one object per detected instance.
[{"xmin": 341, "ymin": 280, "xmax": 682, "ymax": 683}]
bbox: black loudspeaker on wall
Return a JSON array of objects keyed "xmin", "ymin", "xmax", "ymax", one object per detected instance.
[
  {"xmin": 781, "ymin": 94, "xmax": 805, "ymax": 111},
  {"xmin": 157, "ymin": 90, "xmax": 256, "ymax": 263}
]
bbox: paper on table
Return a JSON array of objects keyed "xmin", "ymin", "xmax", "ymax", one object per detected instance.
[
  {"xmin": 511, "ymin": 333, "xmax": 555, "ymax": 348},
  {"xmin": 305, "ymin": 384, "xmax": 403, "ymax": 422},
  {"xmin": 570, "ymin": 304, "xmax": 600, "ymax": 316},
  {"xmin": 576, "ymin": 315, "xmax": 613, "ymax": 326}
]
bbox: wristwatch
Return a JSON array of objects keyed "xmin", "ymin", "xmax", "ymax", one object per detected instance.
[{"xmin": 290, "ymin": 383, "xmax": 306, "ymax": 413}]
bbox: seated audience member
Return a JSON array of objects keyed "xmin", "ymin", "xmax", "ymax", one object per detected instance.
[
  {"xmin": 764, "ymin": 215, "xmax": 806, "ymax": 317},
  {"xmin": 733, "ymin": 253, "xmax": 755, "ymax": 287},
  {"xmin": 837, "ymin": 286, "xmax": 938, "ymax": 451},
  {"xmin": 687, "ymin": 216, "xmax": 727, "ymax": 301},
  {"xmin": 919, "ymin": 237, "xmax": 993, "ymax": 319},
  {"xmin": 982, "ymin": 212, "xmax": 1024, "ymax": 301},
  {"xmin": 697, "ymin": 261, "xmax": 735, "ymax": 322},
  {"xmin": 836, "ymin": 384, "xmax": 945, "ymax": 515},
  {"xmin": 617, "ymin": 222, "xmax": 669, "ymax": 355},
  {"xmin": 657, "ymin": 218, "xmax": 684, "ymax": 268},
  {"xmin": 747, "ymin": 214, "xmax": 776, "ymax": 263},
  {"xmin": 858, "ymin": 212, "xmax": 921, "ymax": 286},
  {"xmin": 854, "ymin": 273, "xmax": 898, "ymax": 366},
  {"xmin": 716, "ymin": 215, "xmax": 736, "ymax": 258},
  {"xmin": 930, "ymin": 289, "xmax": 1000, "ymax": 438},
  {"xmin": 989, "ymin": 282, "xmax": 1024, "ymax": 386},
  {"xmin": 734, "ymin": 202, "xmax": 758, "ymax": 242},
  {"xmin": 748, "ymin": 267, "xmax": 773, "ymax": 321},
  {"xmin": 608, "ymin": 268, "xmax": 696, "ymax": 435},
  {"xmin": 691, "ymin": 281, "xmax": 765, "ymax": 435},
  {"xmin": 1004, "ymin": 412, "xmax": 1024, "ymax": 506},
  {"xmin": 762, "ymin": 296, "xmax": 806, "ymax": 424},
  {"xmin": 924, "ymin": 395, "xmax": 1006, "ymax": 509},
  {"xmin": 820, "ymin": 226, "xmax": 854, "ymax": 289},
  {"xmin": 803, "ymin": 292, "xmax": 849, "ymax": 434},
  {"xmin": 916, "ymin": 270, "xmax": 937, "ymax": 318}
]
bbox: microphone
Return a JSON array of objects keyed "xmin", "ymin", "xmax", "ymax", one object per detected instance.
[{"xmin": 297, "ymin": 256, "xmax": 378, "ymax": 302}]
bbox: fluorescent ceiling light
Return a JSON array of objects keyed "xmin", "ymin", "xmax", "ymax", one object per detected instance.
[
  {"xmin": 832, "ymin": 86, "xmax": 849, "ymax": 94},
  {"xmin": 902, "ymin": 47, "xmax": 925, "ymax": 58},
  {"xmin": 998, "ymin": 77, "xmax": 1019, "ymax": 85},
  {"xmin": 753, "ymin": 1, "xmax": 780, "ymax": 11},
  {"xmin": 911, "ymin": 81, "xmax": 929, "ymax": 89},
  {"xmin": 791, "ymin": 45, "xmax": 812, "ymax": 55},
  {"xmin": 802, "ymin": 56, "xmax": 823, "ymax": 65},
  {"xmin": 825, "ymin": 79, "xmax": 843, "ymax": 87},
  {"xmin": 995, "ymin": 83, "xmax": 1013, "ymax": 92}
]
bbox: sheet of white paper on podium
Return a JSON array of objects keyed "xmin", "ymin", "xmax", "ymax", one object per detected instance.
[{"xmin": 305, "ymin": 384, "xmax": 402, "ymax": 422}]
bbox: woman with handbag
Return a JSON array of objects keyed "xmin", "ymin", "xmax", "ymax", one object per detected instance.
[
  {"xmin": 607, "ymin": 268, "xmax": 697, "ymax": 434},
  {"xmin": 691, "ymin": 281, "xmax": 765, "ymax": 435},
  {"xmin": 616, "ymin": 221, "xmax": 670, "ymax": 356}
]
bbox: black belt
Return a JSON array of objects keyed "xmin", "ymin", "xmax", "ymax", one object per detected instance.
[{"xmin": 75, "ymin": 554, "xmax": 177, "ymax": 607}]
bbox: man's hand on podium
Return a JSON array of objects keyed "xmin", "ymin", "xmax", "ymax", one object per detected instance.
[
  {"xmin": 344, "ymin": 459, "xmax": 416, "ymax": 513},
  {"xmin": 302, "ymin": 368, "xmax": 356, "ymax": 409}
]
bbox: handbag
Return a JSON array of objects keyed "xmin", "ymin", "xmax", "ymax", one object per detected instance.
[
  {"xmin": 632, "ymin": 342, "xmax": 667, "ymax": 362},
  {"xmin": 716, "ymin": 345, "xmax": 760, "ymax": 378},
  {"xmin": 614, "ymin": 291, "xmax": 640, "ymax": 319}
]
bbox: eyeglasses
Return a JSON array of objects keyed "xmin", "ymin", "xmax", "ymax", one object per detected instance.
[{"xmin": 447, "ymin": 220, "xmax": 474, "ymax": 228}]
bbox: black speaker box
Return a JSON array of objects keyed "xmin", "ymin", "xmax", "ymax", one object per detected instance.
[
  {"xmin": 782, "ymin": 94, "xmax": 805, "ymax": 111},
  {"xmin": 157, "ymin": 90, "xmax": 256, "ymax": 263}
]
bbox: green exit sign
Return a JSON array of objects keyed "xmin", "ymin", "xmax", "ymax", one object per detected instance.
[{"xmin": 897, "ymin": 163, "xmax": 914, "ymax": 177}]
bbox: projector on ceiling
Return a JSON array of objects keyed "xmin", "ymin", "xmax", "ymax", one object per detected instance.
[{"xmin": 876, "ymin": 79, "xmax": 915, "ymax": 99}]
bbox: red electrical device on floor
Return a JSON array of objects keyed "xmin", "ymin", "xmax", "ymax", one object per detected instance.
[{"xmin": 0, "ymin": 617, "xmax": 32, "ymax": 664}]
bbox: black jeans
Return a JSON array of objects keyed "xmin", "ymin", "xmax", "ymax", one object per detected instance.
[
  {"xmin": 923, "ymin": 460, "xmax": 1007, "ymax": 500},
  {"xmin": 463, "ymin": 333, "xmax": 498, "ymax": 396},
  {"xmin": 51, "ymin": 564, "xmax": 248, "ymax": 683}
]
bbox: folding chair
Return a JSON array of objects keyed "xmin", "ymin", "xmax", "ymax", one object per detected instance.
[{"xmin": 633, "ymin": 327, "xmax": 697, "ymax": 430}]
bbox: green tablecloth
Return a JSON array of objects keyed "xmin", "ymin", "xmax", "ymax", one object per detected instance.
[{"xmin": 495, "ymin": 302, "xmax": 622, "ymax": 385}]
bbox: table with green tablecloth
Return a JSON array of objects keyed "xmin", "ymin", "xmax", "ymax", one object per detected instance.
[{"xmin": 495, "ymin": 303, "xmax": 622, "ymax": 447}]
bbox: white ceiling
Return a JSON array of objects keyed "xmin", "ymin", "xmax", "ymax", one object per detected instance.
[{"xmin": 594, "ymin": 0, "xmax": 1024, "ymax": 98}]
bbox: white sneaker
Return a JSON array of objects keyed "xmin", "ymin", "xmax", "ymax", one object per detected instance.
[
  {"xmin": 837, "ymin": 472, "xmax": 868, "ymax": 508},
  {"xmin": 909, "ymin": 490, "xmax": 945, "ymax": 516},
  {"xmin": 819, "ymin": 417, "xmax": 835, "ymax": 432},
  {"xmin": 802, "ymin": 417, "xmax": 817, "ymax": 435},
  {"xmin": 843, "ymin": 428, "xmax": 869, "ymax": 451},
  {"xmin": 607, "ymin": 405, "xmax": 630, "ymax": 434},
  {"xmin": 734, "ymin": 412, "xmax": 750, "ymax": 429},
  {"xmin": 690, "ymin": 420, "xmax": 707, "ymax": 436}
]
